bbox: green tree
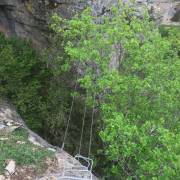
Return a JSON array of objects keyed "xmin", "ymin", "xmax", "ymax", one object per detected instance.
[
  {"xmin": 0, "ymin": 33, "xmax": 51, "ymax": 133},
  {"xmin": 51, "ymin": 1, "xmax": 180, "ymax": 179}
]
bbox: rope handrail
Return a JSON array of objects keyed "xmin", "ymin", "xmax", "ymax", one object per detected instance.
[
  {"xmin": 60, "ymin": 65, "xmax": 97, "ymax": 180},
  {"xmin": 61, "ymin": 74, "xmax": 79, "ymax": 150},
  {"xmin": 78, "ymin": 93, "xmax": 88, "ymax": 155},
  {"xmin": 88, "ymin": 94, "xmax": 96, "ymax": 158}
]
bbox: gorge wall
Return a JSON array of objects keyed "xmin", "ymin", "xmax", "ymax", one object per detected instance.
[{"xmin": 0, "ymin": 0, "xmax": 179, "ymax": 47}]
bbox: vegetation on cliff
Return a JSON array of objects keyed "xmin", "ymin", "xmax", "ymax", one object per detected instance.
[
  {"xmin": 0, "ymin": 34, "xmax": 51, "ymax": 132},
  {"xmin": 0, "ymin": 128, "xmax": 54, "ymax": 174},
  {"xmin": 0, "ymin": 1, "xmax": 179, "ymax": 179}
]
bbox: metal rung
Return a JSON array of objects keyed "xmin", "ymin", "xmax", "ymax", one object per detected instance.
[
  {"xmin": 63, "ymin": 166, "xmax": 88, "ymax": 170},
  {"xmin": 66, "ymin": 169, "xmax": 91, "ymax": 172},
  {"xmin": 59, "ymin": 154, "xmax": 93, "ymax": 180},
  {"xmin": 58, "ymin": 176, "xmax": 92, "ymax": 180},
  {"xmin": 62, "ymin": 170, "xmax": 91, "ymax": 176}
]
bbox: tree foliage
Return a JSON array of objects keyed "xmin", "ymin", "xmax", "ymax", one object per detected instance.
[
  {"xmin": 50, "ymin": 1, "xmax": 180, "ymax": 179},
  {"xmin": 0, "ymin": 33, "xmax": 84, "ymax": 151},
  {"xmin": 0, "ymin": 33, "xmax": 51, "ymax": 131}
]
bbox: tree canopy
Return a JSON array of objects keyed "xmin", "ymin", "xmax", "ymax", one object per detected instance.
[{"xmin": 50, "ymin": 1, "xmax": 180, "ymax": 179}]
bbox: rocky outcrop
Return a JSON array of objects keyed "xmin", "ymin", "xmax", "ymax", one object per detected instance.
[
  {"xmin": 0, "ymin": 0, "xmax": 179, "ymax": 47},
  {"xmin": 0, "ymin": 99, "xmax": 54, "ymax": 148},
  {"xmin": 0, "ymin": 98, "xmax": 98, "ymax": 179},
  {"xmin": 148, "ymin": 0, "xmax": 180, "ymax": 25},
  {"xmin": 0, "ymin": 0, "xmax": 48, "ymax": 47}
]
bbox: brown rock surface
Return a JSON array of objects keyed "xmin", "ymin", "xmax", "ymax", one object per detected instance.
[{"xmin": 0, "ymin": 0, "xmax": 179, "ymax": 47}]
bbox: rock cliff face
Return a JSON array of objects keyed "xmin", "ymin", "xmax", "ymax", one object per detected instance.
[
  {"xmin": 0, "ymin": 0, "xmax": 179, "ymax": 47},
  {"xmin": 0, "ymin": 0, "xmax": 47, "ymax": 47}
]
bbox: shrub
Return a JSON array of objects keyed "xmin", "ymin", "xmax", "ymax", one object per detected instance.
[{"xmin": 0, "ymin": 33, "xmax": 51, "ymax": 132}]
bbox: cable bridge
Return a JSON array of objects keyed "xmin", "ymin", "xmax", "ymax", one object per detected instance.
[{"xmin": 59, "ymin": 75, "xmax": 96, "ymax": 180}]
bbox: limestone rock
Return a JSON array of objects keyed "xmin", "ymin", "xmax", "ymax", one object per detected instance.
[
  {"xmin": 28, "ymin": 135, "xmax": 44, "ymax": 147},
  {"xmin": 16, "ymin": 140, "xmax": 26, "ymax": 144},
  {"xmin": 0, "ymin": 137, "xmax": 8, "ymax": 141},
  {"xmin": 0, "ymin": 175, "xmax": 5, "ymax": 180},
  {"xmin": 0, "ymin": 101, "xmax": 23, "ymax": 135},
  {"xmin": 0, "ymin": 124, "xmax": 6, "ymax": 130},
  {"xmin": 5, "ymin": 160, "xmax": 16, "ymax": 175},
  {"xmin": 0, "ymin": 99, "xmax": 25, "ymax": 126},
  {"xmin": 0, "ymin": 99, "xmax": 54, "ymax": 148},
  {"xmin": 47, "ymin": 147, "xmax": 56, "ymax": 152}
]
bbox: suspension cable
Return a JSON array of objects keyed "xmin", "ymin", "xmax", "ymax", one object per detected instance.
[
  {"xmin": 88, "ymin": 94, "xmax": 96, "ymax": 157},
  {"xmin": 78, "ymin": 93, "xmax": 88, "ymax": 155},
  {"xmin": 61, "ymin": 75, "xmax": 79, "ymax": 150}
]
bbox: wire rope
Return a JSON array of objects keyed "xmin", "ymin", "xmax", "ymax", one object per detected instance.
[
  {"xmin": 61, "ymin": 74, "xmax": 79, "ymax": 150},
  {"xmin": 78, "ymin": 93, "xmax": 88, "ymax": 155},
  {"xmin": 88, "ymin": 94, "xmax": 96, "ymax": 157}
]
